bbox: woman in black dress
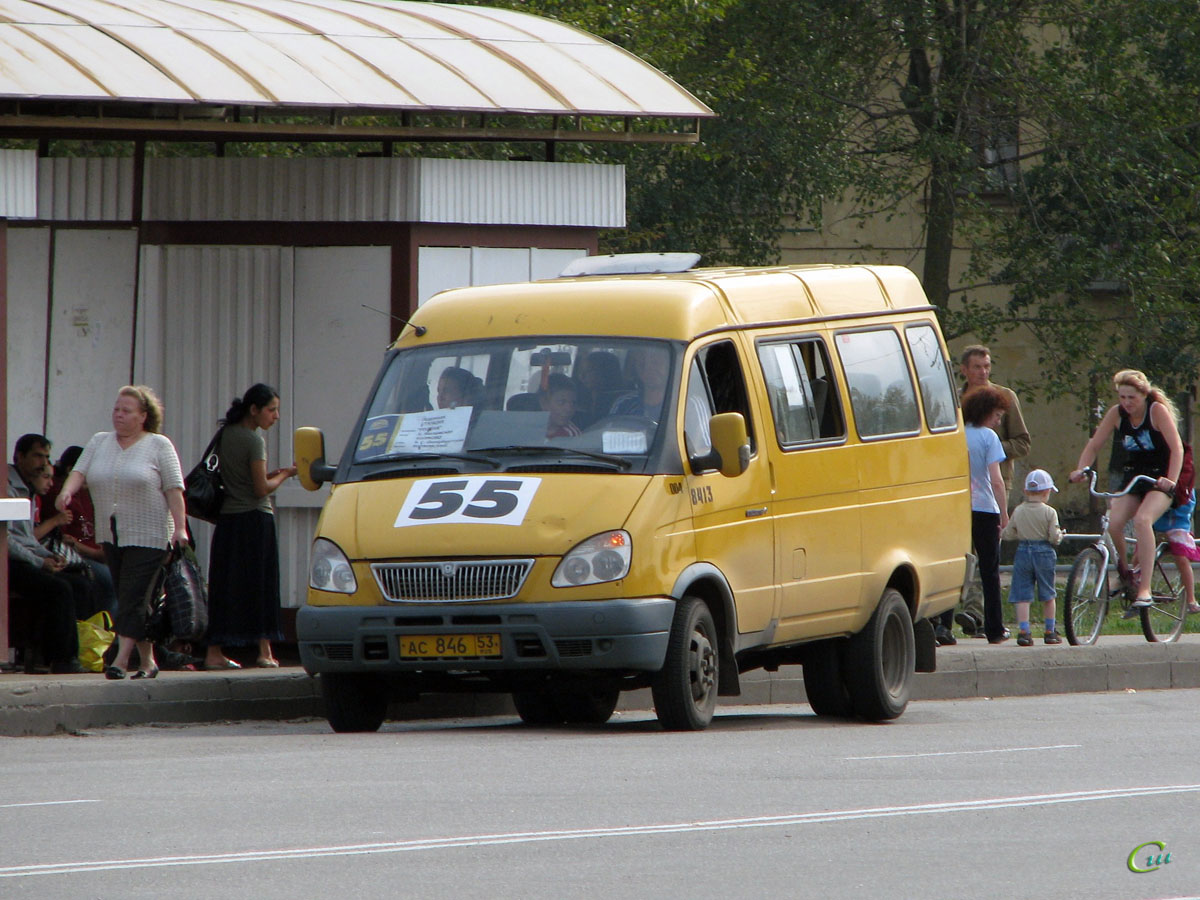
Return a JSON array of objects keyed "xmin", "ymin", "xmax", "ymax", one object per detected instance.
[{"xmin": 204, "ymin": 384, "xmax": 297, "ymax": 669}]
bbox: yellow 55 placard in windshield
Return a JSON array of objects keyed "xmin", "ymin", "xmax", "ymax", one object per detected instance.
[{"xmin": 393, "ymin": 476, "xmax": 542, "ymax": 527}]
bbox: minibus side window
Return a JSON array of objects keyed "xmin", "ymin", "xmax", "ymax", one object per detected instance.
[
  {"xmin": 686, "ymin": 341, "xmax": 757, "ymax": 468},
  {"xmin": 836, "ymin": 329, "xmax": 921, "ymax": 438},
  {"xmin": 904, "ymin": 323, "xmax": 958, "ymax": 431},
  {"xmin": 683, "ymin": 360, "xmax": 714, "ymax": 458},
  {"xmin": 757, "ymin": 337, "xmax": 845, "ymax": 445}
]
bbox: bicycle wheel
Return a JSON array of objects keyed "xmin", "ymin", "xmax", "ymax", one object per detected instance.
[
  {"xmin": 1064, "ymin": 546, "xmax": 1109, "ymax": 645},
  {"xmin": 1140, "ymin": 548, "xmax": 1187, "ymax": 642}
]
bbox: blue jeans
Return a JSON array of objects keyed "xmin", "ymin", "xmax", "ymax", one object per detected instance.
[{"xmin": 1009, "ymin": 541, "xmax": 1057, "ymax": 604}]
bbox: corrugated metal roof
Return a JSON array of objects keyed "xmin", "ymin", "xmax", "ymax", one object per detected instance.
[{"xmin": 0, "ymin": 0, "xmax": 713, "ymax": 119}]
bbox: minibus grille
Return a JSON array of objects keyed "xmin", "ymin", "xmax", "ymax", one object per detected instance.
[{"xmin": 371, "ymin": 559, "xmax": 534, "ymax": 603}]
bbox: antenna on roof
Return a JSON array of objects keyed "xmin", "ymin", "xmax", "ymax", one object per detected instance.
[{"xmin": 362, "ymin": 304, "xmax": 426, "ymax": 337}]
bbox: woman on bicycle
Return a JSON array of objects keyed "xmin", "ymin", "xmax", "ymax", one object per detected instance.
[{"xmin": 1069, "ymin": 369, "xmax": 1184, "ymax": 608}]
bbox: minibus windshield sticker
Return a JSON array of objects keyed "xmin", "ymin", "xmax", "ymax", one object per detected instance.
[
  {"xmin": 394, "ymin": 476, "xmax": 542, "ymax": 527},
  {"xmin": 602, "ymin": 431, "xmax": 648, "ymax": 454},
  {"xmin": 357, "ymin": 415, "xmax": 401, "ymax": 460},
  {"xmin": 387, "ymin": 407, "xmax": 472, "ymax": 454}
]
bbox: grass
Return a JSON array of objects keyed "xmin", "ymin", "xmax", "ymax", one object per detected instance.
[{"xmin": 969, "ymin": 566, "xmax": 1200, "ymax": 639}]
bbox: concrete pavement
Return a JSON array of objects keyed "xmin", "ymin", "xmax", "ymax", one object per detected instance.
[{"xmin": 3, "ymin": 635, "xmax": 1199, "ymax": 736}]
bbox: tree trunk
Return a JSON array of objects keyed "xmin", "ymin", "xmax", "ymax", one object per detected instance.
[{"xmin": 922, "ymin": 157, "xmax": 956, "ymax": 311}]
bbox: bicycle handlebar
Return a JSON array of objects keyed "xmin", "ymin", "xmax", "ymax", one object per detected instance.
[{"xmin": 1076, "ymin": 466, "xmax": 1159, "ymax": 499}]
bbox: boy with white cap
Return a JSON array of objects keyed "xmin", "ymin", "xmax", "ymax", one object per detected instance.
[{"xmin": 1001, "ymin": 468, "xmax": 1065, "ymax": 645}]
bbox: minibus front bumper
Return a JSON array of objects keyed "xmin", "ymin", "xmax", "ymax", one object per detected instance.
[{"xmin": 297, "ymin": 597, "xmax": 676, "ymax": 675}]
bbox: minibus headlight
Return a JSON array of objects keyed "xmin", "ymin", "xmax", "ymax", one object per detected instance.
[
  {"xmin": 310, "ymin": 538, "xmax": 358, "ymax": 594},
  {"xmin": 552, "ymin": 531, "xmax": 631, "ymax": 587}
]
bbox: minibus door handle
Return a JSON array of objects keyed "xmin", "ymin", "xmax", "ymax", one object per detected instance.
[{"xmin": 745, "ymin": 506, "xmax": 768, "ymax": 518}]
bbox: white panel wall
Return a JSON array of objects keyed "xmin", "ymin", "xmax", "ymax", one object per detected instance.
[
  {"xmin": 415, "ymin": 158, "xmax": 625, "ymax": 227},
  {"xmin": 5, "ymin": 227, "xmax": 50, "ymax": 441},
  {"xmin": 289, "ymin": 246, "xmax": 392, "ymax": 461},
  {"xmin": 531, "ymin": 248, "xmax": 585, "ymax": 280},
  {"xmin": 417, "ymin": 247, "xmax": 472, "ymax": 306},
  {"xmin": 0, "ymin": 149, "xmax": 38, "ymax": 219},
  {"xmin": 143, "ymin": 157, "xmax": 624, "ymax": 227},
  {"xmin": 285, "ymin": 246, "xmax": 391, "ymax": 605},
  {"xmin": 417, "ymin": 245, "xmax": 587, "ymax": 304},
  {"xmin": 38, "ymin": 158, "xmax": 135, "ymax": 221},
  {"xmin": 471, "ymin": 247, "xmax": 531, "ymax": 287},
  {"xmin": 46, "ymin": 229, "xmax": 138, "ymax": 448},
  {"xmin": 136, "ymin": 245, "xmax": 287, "ymax": 587}
]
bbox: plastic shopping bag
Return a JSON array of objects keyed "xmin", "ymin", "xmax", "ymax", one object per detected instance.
[
  {"xmin": 163, "ymin": 544, "xmax": 209, "ymax": 642},
  {"xmin": 77, "ymin": 611, "xmax": 115, "ymax": 673}
]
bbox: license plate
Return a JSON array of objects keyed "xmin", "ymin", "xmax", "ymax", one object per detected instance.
[{"xmin": 398, "ymin": 633, "xmax": 502, "ymax": 659}]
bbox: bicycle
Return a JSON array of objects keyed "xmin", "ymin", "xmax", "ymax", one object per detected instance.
[{"xmin": 1061, "ymin": 467, "xmax": 1188, "ymax": 644}]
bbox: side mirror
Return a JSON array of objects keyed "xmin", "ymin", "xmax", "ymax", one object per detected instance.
[
  {"xmin": 294, "ymin": 426, "xmax": 337, "ymax": 491},
  {"xmin": 709, "ymin": 412, "xmax": 750, "ymax": 477}
]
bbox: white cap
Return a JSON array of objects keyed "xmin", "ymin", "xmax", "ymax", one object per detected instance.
[{"xmin": 1025, "ymin": 469, "xmax": 1057, "ymax": 492}]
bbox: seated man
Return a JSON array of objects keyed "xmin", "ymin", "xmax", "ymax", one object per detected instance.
[{"xmin": 7, "ymin": 434, "xmax": 87, "ymax": 673}]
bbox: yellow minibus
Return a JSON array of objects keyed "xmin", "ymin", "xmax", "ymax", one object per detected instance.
[{"xmin": 295, "ymin": 255, "xmax": 970, "ymax": 731}]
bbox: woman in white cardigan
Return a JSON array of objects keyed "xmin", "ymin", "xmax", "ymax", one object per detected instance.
[{"xmin": 56, "ymin": 385, "xmax": 188, "ymax": 679}]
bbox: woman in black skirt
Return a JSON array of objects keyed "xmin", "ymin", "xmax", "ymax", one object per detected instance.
[{"xmin": 204, "ymin": 384, "xmax": 297, "ymax": 669}]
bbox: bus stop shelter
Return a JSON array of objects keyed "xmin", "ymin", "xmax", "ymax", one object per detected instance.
[{"xmin": 0, "ymin": 0, "xmax": 713, "ymax": 660}]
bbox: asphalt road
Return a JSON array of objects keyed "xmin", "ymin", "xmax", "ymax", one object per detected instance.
[{"xmin": 2, "ymin": 691, "xmax": 1199, "ymax": 900}]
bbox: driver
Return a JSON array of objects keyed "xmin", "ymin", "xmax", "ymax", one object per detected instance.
[{"xmin": 610, "ymin": 349, "xmax": 670, "ymax": 418}]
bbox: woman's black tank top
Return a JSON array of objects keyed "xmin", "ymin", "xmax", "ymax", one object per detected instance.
[{"xmin": 1119, "ymin": 401, "xmax": 1170, "ymax": 479}]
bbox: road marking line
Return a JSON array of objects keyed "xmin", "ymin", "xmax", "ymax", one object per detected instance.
[
  {"xmin": 0, "ymin": 800, "xmax": 101, "ymax": 810},
  {"xmin": 845, "ymin": 744, "xmax": 1082, "ymax": 760},
  {"xmin": 2, "ymin": 784, "xmax": 1197, "ymax": 878}
]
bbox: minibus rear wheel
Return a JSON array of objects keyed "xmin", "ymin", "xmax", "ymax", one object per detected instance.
[
  {"xmin": 321, "ymin": 673, "xmax": 387, "ymax": 733},
  {"xmin": 651, "ymin": 596, "xmax": 719, "ymax": 731},
  {"xmin": 844, "ymin": 589, "xmax": 914, "ymax": 721}
]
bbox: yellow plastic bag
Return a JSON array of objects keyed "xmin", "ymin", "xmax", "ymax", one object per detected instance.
[{"xmin": 77, "ymin": 611, "xmax": 115, "ymax": 673}]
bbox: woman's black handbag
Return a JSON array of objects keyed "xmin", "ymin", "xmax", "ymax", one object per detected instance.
[{"xmin": 184, "ymin": 427, "xmax": 225, "ymax": 522}]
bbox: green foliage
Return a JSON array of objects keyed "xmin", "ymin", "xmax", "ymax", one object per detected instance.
[{"xmin": 967, "ymin": 0, "xmax": 1200, "ymax": 422}]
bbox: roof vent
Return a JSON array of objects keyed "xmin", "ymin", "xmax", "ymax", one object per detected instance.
[{"xmin": 559, "ymin": 252, "xmax": 701, "ymax": 277}]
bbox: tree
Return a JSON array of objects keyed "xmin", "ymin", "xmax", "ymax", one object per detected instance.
[
  {"xmin": 969, "ymin": 0, "xmax": 1200, "ymax": 421},
  {"xmin": 501, "ymin": 0, "xmax": 1200, "ymax": 419}
]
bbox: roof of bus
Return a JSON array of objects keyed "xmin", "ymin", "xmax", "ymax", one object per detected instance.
[{"xmin": 396, "ymin": 264, "xmax": 931, "ymax": 347}]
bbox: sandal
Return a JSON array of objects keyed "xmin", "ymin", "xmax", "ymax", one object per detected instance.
[
  {"xmin": 203, "ymin": 658, "xmax": 241, "ymax": 670},
  {"xmin": 104, "ymin": 665, "xmax": 126, "ymax": 680},
  {"xmin": 255, "ymin": 657, "xmax": 280, "ymax": 668},
  {"xmin": 1187, "ymin": 602, "xmax": 1200, "ymax": 615}
]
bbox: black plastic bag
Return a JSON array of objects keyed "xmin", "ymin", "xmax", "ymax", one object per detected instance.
[{"xmin": 163, "ymin": 544, "xmax": 209, "ymax": 642}]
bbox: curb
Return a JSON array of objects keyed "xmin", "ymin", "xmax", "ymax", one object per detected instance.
[{"xmin": 2, "ymin": 637, "xmax": 1198, "ymax": 736}]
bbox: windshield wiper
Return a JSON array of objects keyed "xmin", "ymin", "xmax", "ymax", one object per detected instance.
[
  {"xmin": 472, "ymin": 445, "xmax": 633, "ymax": 471},
  {"xmin": 361, "ymin": 451, "xmax": 500, "ymax": 476}
]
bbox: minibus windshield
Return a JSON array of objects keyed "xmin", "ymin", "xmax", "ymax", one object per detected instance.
[{"xmin": 352, "ymin": 337, "xmax": 676, "ymax": 468}]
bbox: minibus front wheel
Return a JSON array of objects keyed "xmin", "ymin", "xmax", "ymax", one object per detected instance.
[
  {"xmin": 844, "ymin": 589, "xmax": 915, "ymax": 720},
  {"xmin": 651, "ymin": 596, "xmax": 719, "ymax": 731},
  {"xmin": 321, "ymin": 673, "xmax": 387, "ymax": 733}
]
